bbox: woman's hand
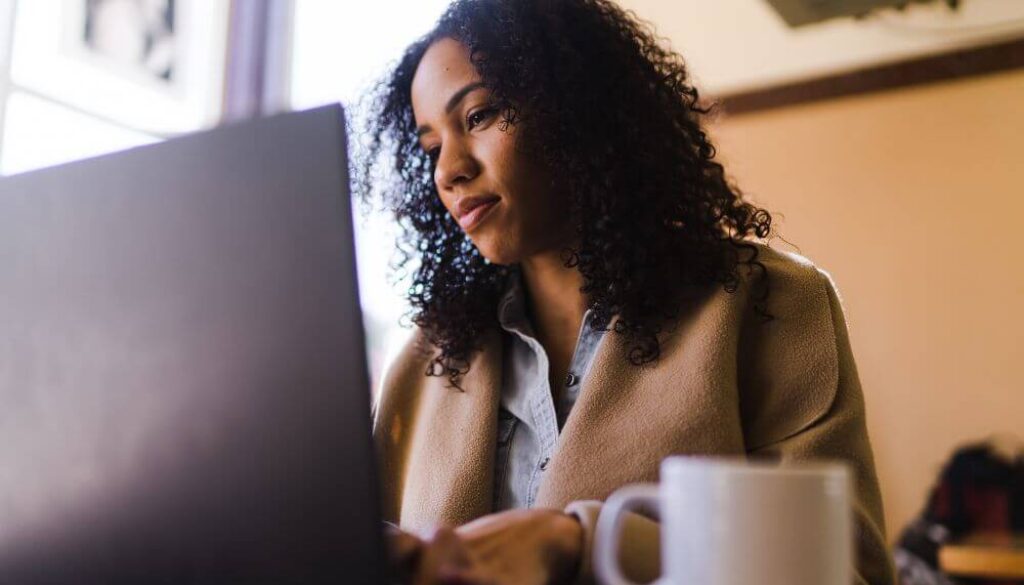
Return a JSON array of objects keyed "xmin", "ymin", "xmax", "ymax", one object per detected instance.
[
  {"xmin": 386, "ymin": 523, "xmax": 426, "ymax": 583},
  {"xmin": 408, "ymin": 508, "xmax": 584, "ymax": 585}
]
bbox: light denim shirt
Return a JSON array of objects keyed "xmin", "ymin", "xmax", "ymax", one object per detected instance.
[{"xmin": 492, "ymin": 268, "xmax": 606, "ymax": 511}]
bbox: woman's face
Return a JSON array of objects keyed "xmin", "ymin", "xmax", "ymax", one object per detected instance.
[{"xmin": 411, "ymin": 38, "xmax": 570, "ymax": 265}]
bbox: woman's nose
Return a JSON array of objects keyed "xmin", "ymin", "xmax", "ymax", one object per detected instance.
[{"xmin": 434, "ymin": 141, "xmax": 479, "ymax": 190}]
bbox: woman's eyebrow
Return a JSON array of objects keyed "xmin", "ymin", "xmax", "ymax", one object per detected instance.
[{"xmin": 416, "ymin": 81, "xmax": 487, "ymax": 137}]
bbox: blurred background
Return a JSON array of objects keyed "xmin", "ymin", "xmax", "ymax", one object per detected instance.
[{"xmin": 0, "ymin": 0, "xmax": 1021, "ymax": 558}]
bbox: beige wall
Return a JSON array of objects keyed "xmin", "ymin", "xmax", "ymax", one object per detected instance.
[
  {"xmin": 618, "ymin": 0, "xmax": 1024, "ymax": 94},
  {"xmin": 709, "ymin": 69, "xmax": 1024, "ymax": 539}
]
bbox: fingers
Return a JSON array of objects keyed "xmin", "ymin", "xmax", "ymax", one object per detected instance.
[
  {"xmin": 387, "ymin": 525, "xmax": 425, "ymax": 566},
  {"xmin": 413, "ymin": 526, "xmax": 480, "ymax": 585},
  {"xmin": 386, "ymin": 525, "xmax": 425, "ymax": 584}
]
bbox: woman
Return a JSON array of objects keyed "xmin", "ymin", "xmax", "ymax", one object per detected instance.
[{"xmin": 360, "ymin": 1, "xmax": 894, "ymax": 584}]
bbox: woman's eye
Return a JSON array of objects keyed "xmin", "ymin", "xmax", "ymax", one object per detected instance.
[
  {"xmin": 467, "ymin": 107, "xmax": 497, "ymax": 130},
  {"xmin": 426, "ymin": 147, "xmax": 440, "ymax": 162}
]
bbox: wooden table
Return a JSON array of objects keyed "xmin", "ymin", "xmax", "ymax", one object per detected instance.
[{"xmin": 939, "ymin": 533, "xmax": 1024, "ymax": 580}]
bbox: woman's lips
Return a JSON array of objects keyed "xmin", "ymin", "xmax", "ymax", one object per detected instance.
[{"xmin": 457, "ymin": 197, "xmax": 500, "ymax": 232}]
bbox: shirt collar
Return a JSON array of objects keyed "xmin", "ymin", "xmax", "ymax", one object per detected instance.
[
  {"xmin": 496, "ymin": 265, "xmax": 600, "ymax": 339},
  {"xmin": 497, "ymin": 265, "xmax": 533, "ymax": 336}
]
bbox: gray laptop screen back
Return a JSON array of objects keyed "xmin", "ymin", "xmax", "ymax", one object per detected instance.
[{"xmin": 0, "ymin": 105, "xmax": 385, "ymax": 584}]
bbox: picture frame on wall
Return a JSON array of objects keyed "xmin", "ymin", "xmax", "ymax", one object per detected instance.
[
  {"xmin": 10, "ymin": 0, "xmax": 230, "ymax": 135},
  {"xmin": 78, "ymin": 0, "xmax": 178, "ymax": 87}
]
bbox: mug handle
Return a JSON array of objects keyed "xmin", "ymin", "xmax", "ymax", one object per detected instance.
[{"xmin": 594, "ymin": 483, "xmax": 666, "ymax": 585}]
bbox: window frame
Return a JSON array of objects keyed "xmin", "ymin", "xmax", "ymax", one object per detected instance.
[
  {"xmin": 0, "ymin": 0, "xmax": 295, "ymax": 173},
  {"xmin": 0, "ymin": 0, "xmax": 18, "ymax": 157}
]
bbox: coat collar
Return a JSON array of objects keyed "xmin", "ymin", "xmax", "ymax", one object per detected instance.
[
  {"xmin": 387, "ymin": 246, "xmax": 842, "ymax": 525},
  {"xmin": 396, "ymin": 328, "xmax": 504, "ymax": 529}
]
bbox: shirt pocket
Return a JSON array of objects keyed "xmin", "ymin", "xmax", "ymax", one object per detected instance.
[{"xmin": 492, "ymin": 409, "xmax": 519, "ymax": 510}]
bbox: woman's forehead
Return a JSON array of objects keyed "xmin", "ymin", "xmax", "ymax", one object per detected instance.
[{"xmin": 411, "ymin": 38, "xmax": 480, "ymax": 121}]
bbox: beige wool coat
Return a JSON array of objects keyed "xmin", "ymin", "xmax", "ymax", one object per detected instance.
[{"xmin": 372, "ymin": 245, "xmax": 895, "ymax": 585}]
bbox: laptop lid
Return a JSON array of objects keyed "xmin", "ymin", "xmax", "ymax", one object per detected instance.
[{"xmin": 0, "ymin": 105, "xmax": 386, "ymax": 584}]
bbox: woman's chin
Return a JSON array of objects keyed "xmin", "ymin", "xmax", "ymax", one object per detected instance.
[
  {"xmin": 472, "ymin": 238, "xmax": 521, "ymax": 266},
  {"xmin": 478, "ymin": 249, "xmax": 520, "ymax": 266},
  {"xmin": 472, "ymin": 230, "xmax": 572, "ymax": 267}
]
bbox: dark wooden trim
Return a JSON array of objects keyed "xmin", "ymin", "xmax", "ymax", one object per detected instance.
[{"xmin": 715, "ymin": 36, "xmax": 1024, "ymax": 116}]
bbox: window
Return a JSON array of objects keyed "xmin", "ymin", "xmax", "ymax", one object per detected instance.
[
  {"xmin": 0, "ymin": 0, "xmax": 229, "ymax": 175},
  {"xmin": 1, "ymin": 91, "xmax": 158, "ymax": 175},
  {"xmin": 290, "ymin": 1, "xmax": 452, "ymax": 385}
]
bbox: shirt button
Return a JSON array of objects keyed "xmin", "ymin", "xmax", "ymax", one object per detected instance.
[
  {"xmin": 540, "ymin": 457, "xmax": 550, "ymax": 471},
  {"xmin": 565, "ymin": 372, "xmax": 578, "ymax": 387}
]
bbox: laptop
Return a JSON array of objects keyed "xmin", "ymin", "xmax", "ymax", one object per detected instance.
[{"xmin": 0, "ymin": 105, "xmax": 388, "ymax": 583}]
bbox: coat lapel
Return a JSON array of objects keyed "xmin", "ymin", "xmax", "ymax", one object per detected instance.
[
  {"xmin": 535, "ymin": 288, "xmax": 749, "ymax": 509},
  {"xmin": 399, "ymin": 328, "xmax": 503, "ymax": 530}
]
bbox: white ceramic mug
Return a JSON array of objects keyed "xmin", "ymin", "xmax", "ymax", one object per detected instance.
[{"xmin": 594, "ymin": 457, "xmax": 853, "ymax": 585}]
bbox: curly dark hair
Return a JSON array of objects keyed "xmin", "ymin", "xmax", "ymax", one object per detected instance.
[{"xmin": 355, "ymin": 0, "xmax": 772, "ymax": 385}]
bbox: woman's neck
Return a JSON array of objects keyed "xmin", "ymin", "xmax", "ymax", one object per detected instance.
[{"xmin": 519, "ymin": 249, "xmax": 586, "ymax": 359}]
